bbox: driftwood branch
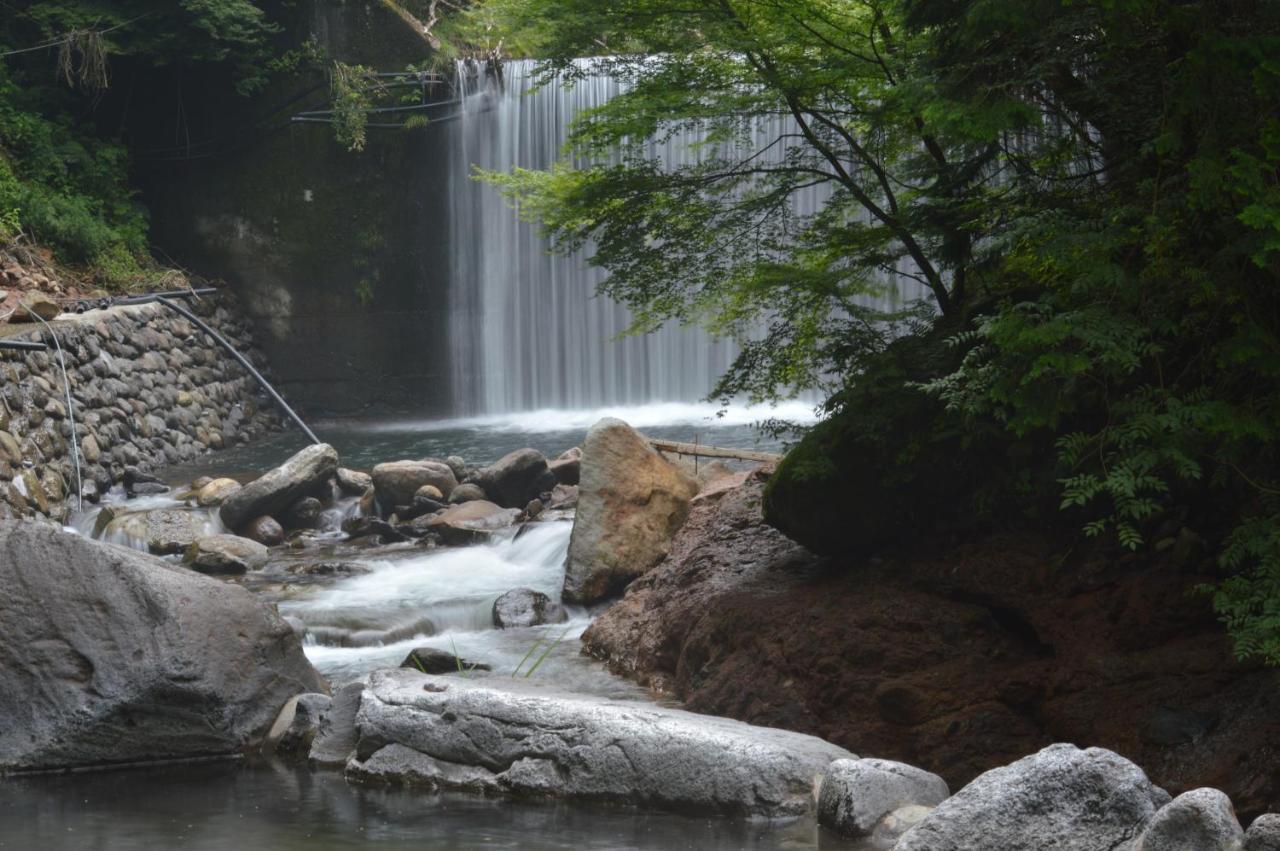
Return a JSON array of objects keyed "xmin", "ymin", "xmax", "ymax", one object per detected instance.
[{"xmin": 648, "ymin": 439, "xmax": 782, "ymax": 463}]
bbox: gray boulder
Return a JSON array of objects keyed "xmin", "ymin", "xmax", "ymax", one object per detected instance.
[
  {"xmin": 310, "ymin": 681, "xmax": 366, "ymax": 768},
  {"xmin": 894, "ymin": 743, "xmax": 1171, "ymax": 851},
  {"xmin": 547, "ymin": 483, "xmax": 579, "ymax": 510},
  {"xmin": 347, "ymin": 668, "xmax": 853, "ymax": 817},
  {"xmin": 335, "ymin": 467, "xmax": 373, "ymax": 496},
  {"xmin": 470, "ymin": 448, "xmax": 556, "ymax": 509},
  {"xmin": 444, "ymin": 455, "xmax": 468, "ymax": 482},
  {"xmin": 348, "ymin": 743, "xmax": 502, "ymax": 792},
  {"xmin": 196, "ymin": 477, "xmax": 241, "ymax": 507},
  {"xmin": 425, "ymin": 500, "xmax": 519, "ymax": 545},
  {"xmin": 372, "ymin": 459, "xmax": 458, "ymax": 507},
  {"xmin": 184, "ymin": 534, "xmax": 269, "ymax": 574},
  {"xmin": 266, "ymin": 692, "xmax": 332, "ymax": 758},
  {"xmin": 243, "ymin": 515, "xmax": 285, "ymax": 547},
  {"xmin": 284, "ymin": 496, "xmax": 323, "ymax": 529},
  {"xmin": 220, "ymin": 444, "xmax": 338, "ymax": 531},
  {"xmin": 1246, "ymin": 814, "xmax": 1280, "ymax": 850},
  {"xmin": 0, "ymin": 521, "xmax": 326, "ymax": 771},
  {"xmin": 563, "ymin": 418, "xmax": 700, "ymax": 603},
  {"xmin": 875, "ymin": 805, "xmax": 935, "ymax": 848},
  {"xmin": 492, "ymin": 588, "xmax": 567, "ymax": 629},
  {"xmin": 1137, "ymin": 788, "xmax": 1244, "ymax": 851},
  {"xmin": 817, "ymin": 757, "xmax": 949, "ymax": 838},
  {"xmin": 549, "ymin": 447, "xmax": 581, "ymax": 485},
  {"xmin": 103, "ymin": 508, "xmax": 205, "ymax": 555},
  {"xmin": 448, "ymin": 482, "xmax": 487, "ymax": 504}
]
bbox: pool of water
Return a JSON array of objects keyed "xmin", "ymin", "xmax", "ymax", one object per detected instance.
[
  {"xmin": 0, "ymin": 760, "xmax": 842, "ymax": 850},
  {"xmin": 160, "ymin": 401, "xmax": 815, "ymax": 482}
]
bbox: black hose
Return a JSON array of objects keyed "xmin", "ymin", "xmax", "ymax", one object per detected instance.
[
  {"xmin": 0, "ymin": 339, "xmax": 48, "ymax": 351},
  {"xmin": 153, "ymin": 297, "xmax": 321, "ymax": 446}
]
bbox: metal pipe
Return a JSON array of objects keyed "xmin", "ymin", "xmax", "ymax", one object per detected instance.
[
  {"xmin": 153, "ymin": 297, "xmax": 321, "ymax": 446},
  {"xmin": 110, "ymin": 288, "xmax": 218, "ymax": 306},
  {"xmin": 0, "ymin": 339, "xmax": 48, "ymax": 351},
  {"xmin": 28, "ymin": 311, "xmax": 84, "ymax": 512}
]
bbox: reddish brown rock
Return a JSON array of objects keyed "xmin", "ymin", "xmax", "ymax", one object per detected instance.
[{"xmin": 581, "ymin": 470, "xmax": 1280, "ymax": 820}]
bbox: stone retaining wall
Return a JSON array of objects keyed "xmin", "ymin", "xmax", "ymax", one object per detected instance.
[{"xmin": 0, "ymin": 297, "xmax": 281, "ymax": 521}]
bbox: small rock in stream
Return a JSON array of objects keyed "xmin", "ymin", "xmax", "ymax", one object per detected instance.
[
  {"xmin": 287, "ymin": 560, "xmax": 371, "ymax": 578},
  {"xmin": 196, "ymin": 477, "xmax": 242, "ymax": 507},
  {"xmin": 447, "ymin": 482, "xmax": 487, "ymax": 504},
  {"xmin": 244, "ymin": 515, "xmax": 285, "ymax": 547},
  {"xmin": 492, "ymin": 588, "xmax": 567, "ymax": 629},
  {"xmin": 185, "ymin": 534, "xmax": 269, "ymax": 574},
  {"xmin": 400, "ymin": 647, "xmax": 492, "ymax": 675},
  {"xmin": 336, "ymin": 467, "xmax": 373, "ymax": 496}
]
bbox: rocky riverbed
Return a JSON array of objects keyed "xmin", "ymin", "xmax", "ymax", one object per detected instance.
[{"xmin": 2, "ymin": 416, "xmax": 1277, "ymax": 850}]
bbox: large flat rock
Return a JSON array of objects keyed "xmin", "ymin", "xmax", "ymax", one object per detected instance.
[
  {"xmin": 0, "ymin": 520, "xmax": 327, "ymax": 771},
  {"xmin": 344, "ymin": 668, "xmax": 854, "ymax": 817}
]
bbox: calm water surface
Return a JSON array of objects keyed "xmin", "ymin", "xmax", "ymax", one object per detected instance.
[
  {"xmin": 0, "ymin": 761, "xmax": 838, "ymax": 850},
  {"xmin": 162, "ymin": 401, "xmax": 815, "ymax": 482}
]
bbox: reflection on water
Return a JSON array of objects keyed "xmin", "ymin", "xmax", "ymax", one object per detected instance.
[{"xmin": 0, "ymin": 760, "xmax": 839, "ymax": 850}]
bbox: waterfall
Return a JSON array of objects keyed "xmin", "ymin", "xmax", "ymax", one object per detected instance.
[{"xmin": 445, "ymin": 59, "xmax": 926, "ymax": 415}]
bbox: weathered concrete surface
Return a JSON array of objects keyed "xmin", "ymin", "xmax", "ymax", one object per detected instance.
[
  {"xmin": 345, "ymin": 668, "xmax": 853, "ymax": 817},
  {"xmin": 0, "ymin": 521, "xmax": 327, "ymax": 772}
]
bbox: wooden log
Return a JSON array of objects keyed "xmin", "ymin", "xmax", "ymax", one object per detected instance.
[{"xmin": 647, "ymin": 438, "xmax": 782, "ymax": 463}]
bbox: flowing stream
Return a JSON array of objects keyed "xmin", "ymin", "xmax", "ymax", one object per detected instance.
[{"xmin": 37, "ymin": 412, "xmax": 851, "ymax": 849}]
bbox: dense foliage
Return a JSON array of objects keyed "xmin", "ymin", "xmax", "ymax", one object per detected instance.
[
  {"xmin": 455, "ymin": 0, "xmax": 1280, "ymax": 661},
  {"xmin": 0, "ymin": 1, "xmax": 280, "ymax": 278}
]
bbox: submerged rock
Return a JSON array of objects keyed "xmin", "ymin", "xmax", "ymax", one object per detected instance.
[
  {"xmin": 470, "ymin": 448, "xmax": 556, "ymax": 509},
  {"xmin": 425, "ymin": 500, "xmax": 519, "ymax": 545},
  {"xmin": 1136, "ymin": 788, "xmax": 1244, "ymax": 851},
  {"xmin": 104, "ymin": 507, "xmax": 204, "ymax": 555},
  {"xmin": 894, "ymin": 744, "xmax": 1170, "ymax": 851},
  {"xmin": 0, "ymin": 520, "xmax": 326, "ymax": 771},
  {"xmin": 372, "ymin": 460, "xmax": 457, "ymax": 507},
  {"xmin": 492, "ymin": 588, "xmax": 567, "ymax": 629},
  {"xmin": 400, "ymin": 647, "xmax": 491, "ymax": 675},
  {"xmin": 184, "ymin": 533, "xmax": 269, "ymax": 574},
  {"xmin": 563, "ymin": 418, "xmax": 699, "ymax": 604},
  {"xmin": 342, "ymin": 515, "xmax": 410, "ymax": 544},
  {"xmin": 220, "ymin": 444, "xmax": 338, "ymax": 532},
  {"xmin": 817, "ymin": 758, "xmax": 949, "ymax": 838},
  {"xmin": 287, "ymin": 560, "xmax": 371, "ymax": 578},
  {"xmin": 345, "ymin": 668, "xmax": 854, "ymax": 816}
]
